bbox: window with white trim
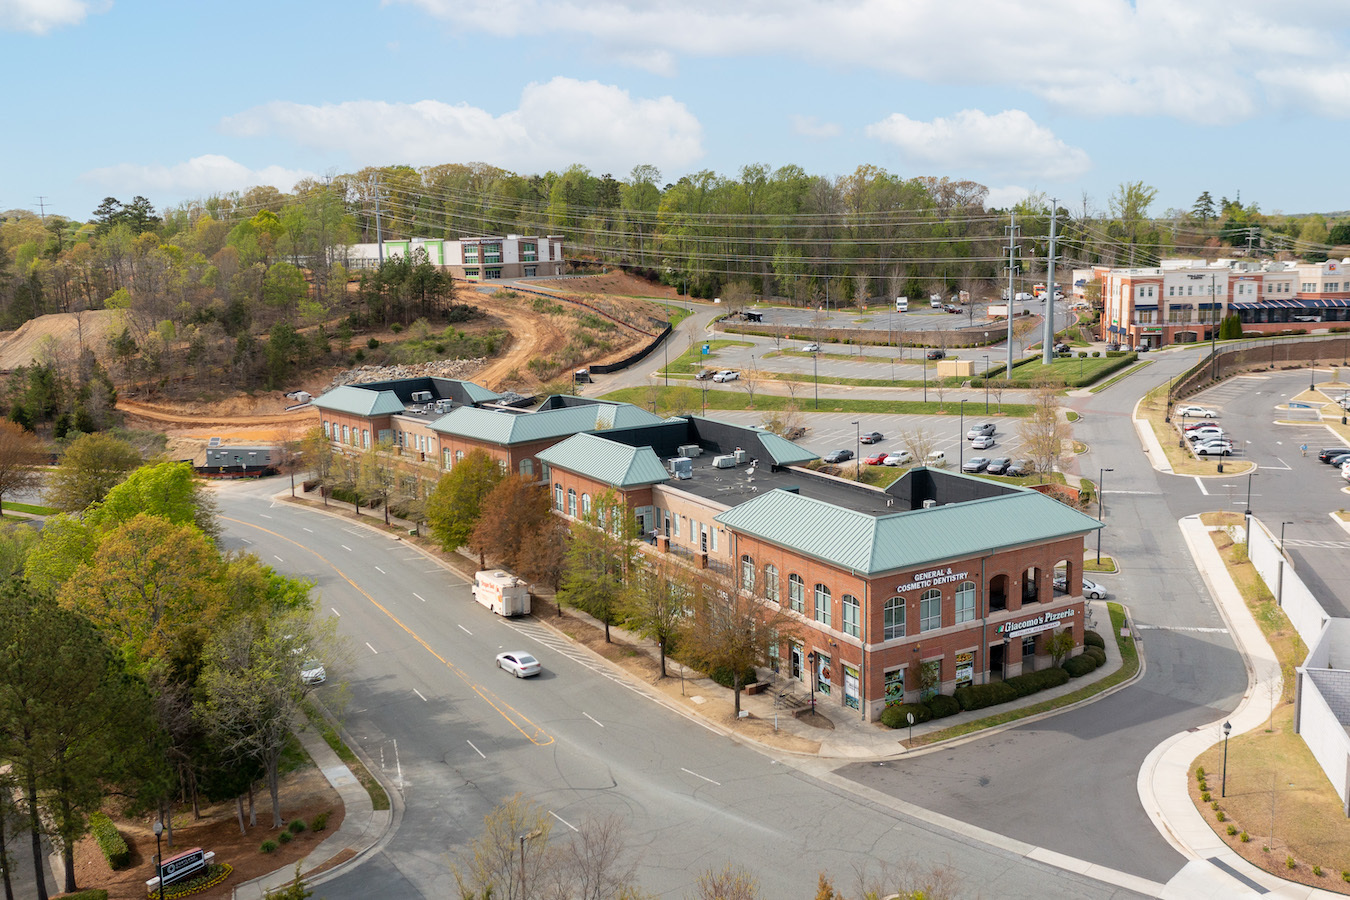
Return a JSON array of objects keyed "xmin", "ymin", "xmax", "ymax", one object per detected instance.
[
  {"xmin": 554, "ymin": 483, "xmax": 563, "ymax": 511},
  {"xmin": 814, "ymin": 584, "xmax": 832, "ymax": 627},
  {"xmin": 884, "ymin": 597, "xmax": 905, "ymax": 640},
  {"xmin": 954, "ymin": 581, "xmax": 976, "ymax": 624},
  {"xmin": 740, "ymin": 555, "xmax": 755, "ymax": 592},
  {"xmin": 788, "ymin": 574, "xmax": 805, "ymax": 613},
  {"xmin": 920, "ymin": 589, "xmax": 942, "ymax": 632},
  {"xmin": 567, "ymin": 489, "xmax": 577, "ymax": 517},
  {"xmin": 763, "ymin": 564, "xmax": 779, "ymax": 604},
  {"xmin": 842, "ymin": 595, "xmax": 860, "ymax": 638}
]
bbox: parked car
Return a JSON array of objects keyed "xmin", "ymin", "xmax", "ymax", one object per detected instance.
[
  {"xmin": 962, "ymin": 457, "xmax": 990, "ymax": 473},
  {"xmin": 883, "ymin": 450, "xmax": 915, "ymax": 466},
  {"xmin": 1193, "ymin": 441, "xmax": 1233, "ymax": 456},
  {"xmin": 863, "ymin": 452, "xmax": 888, "ymax": 466},
  {"xmin": 966, "ymin": 423, "xmax": 996, "ymax": 439},
  {"xmin": 971, "ymin": 435, "xmax": 995, "ymax": 450},
  {"xmin": 943, "ymin": 304, "xmax": 961, "ymax": 314},
  {"xmin": 1339, "ymin": 396, "xmax": 1350, "ymax": 411},
  {"xmin": 495, "ymin": 651, "xmax": 542, "ymax": 678},
  {"xmin": 711, "ymin": 369, "xmax": 739, "ymax": 382},
  {"xmin": 1005, "ymin": 459, "xmax": 1032, "ymax": 476},
  {"xmin": 1105, "ymin": 342, "xmax": 1121, "ymax": 351},
  {"xmin": 1186, "ymin": 427, "xmax": 1224, "ymax": 442},
  {"xmin": 694, "ymin": 369, "xmax": 715, "ymax": 380},
  {"xmin": 1134, "ymin": 345, "xmax": 1150, "ymax": 352},
  {"xmin": 925, "ymin": 349, "xmax": 946, "ymax": 360},
  {"xmin": 1053, "ymin": 574, "xmax": 1108, "ymax": 599},
  {"xmin": 802, "ymin": 342, "xmax": 820, "ymax": 352},
  {"xmin": 924, "ymin": 450, "xmax": 947, "ymax": 467},
  {"xmin": 823, "ymin": 449, "xmax": 854, "ymax": 464},
  {"xmin": 1325, "ymin": 449, "xmax": 1350, "ymax": 466},
  {"xmin": 1320, "ymin": 447, "xmax": 1350, "ymax": 463},
  {"xmin": 859, "ymin": 431, "xmax": 884, "ymax": 444},
  {"xmin": 300, "ymin": 659, "xmax": 327, "ymax": 685},
  {"xmin": 1341, "ymin": 461, "xmax": 1350, "ymax": 482},
  {"xmin": 1053, "ymin": 342, "xmax": 1071, "ymax": 354},
  {"xmin": 1174, "ymin": 405, "xmax": 1218, "ymax": 418},
  {"xmin": 986, "ymin": 457, "xmax": 1012, "ymax": 475}
]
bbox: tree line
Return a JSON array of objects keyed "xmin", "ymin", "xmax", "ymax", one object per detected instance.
[{"xmin": 0, "ymin": 439, "xmax": 332, "ymax": 899}]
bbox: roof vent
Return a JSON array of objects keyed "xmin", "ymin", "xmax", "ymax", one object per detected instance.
[{"xmin": 922, "ymin": 499, "xmax": 937, "ymax": 509}]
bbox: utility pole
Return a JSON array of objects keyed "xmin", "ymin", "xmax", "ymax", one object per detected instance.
[
  {"xmin": 35, "ymin": 196, "xmax": 48, "ymax": 222},
  {"xmin": 1004, "ymin": 214, "xmax": 1019, "ymax": 376},
  {"xmin": 1042, "ymin": 201, "xmax": 1058, "ymax": 364},
  {"xmin": 1211, "ymin": 272, "xmax": 1219, "ymax": 380},
  {"xmin": 373, "ymin": 174, "xmax": 385, "ymax": 265}
]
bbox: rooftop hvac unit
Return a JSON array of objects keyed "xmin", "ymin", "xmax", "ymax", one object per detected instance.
[
  {"xmin": 922, "ymin": 499, "xmax": 937, "ymax": 509},
  {"xmin": 712, "ymin": 455, "xmax": 737, "ymax": 469},
  {"xmin": 410, "ymin": 391, "xmax": 433, "ymax": 403},
  {"xmin": 732, "ymin": 448, "xmax": 748, "ymax": 464},
  {"xmin": 678, "ymin": 444, "xmax": 702, "ymax": 458},
  {"xmin": 669, "ymin": 457, "xmax": 693, "ymax": 480}
]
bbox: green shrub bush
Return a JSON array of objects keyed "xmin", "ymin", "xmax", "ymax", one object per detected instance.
[
  {"xmin": 954, "ymin": 681, "xmax": 1018, "ymax": 711},
  {"xmin": 1226, "ymin": 824, "xmax": 1237, "ymax": 836},
  {"xmin": 1201, "ymin": 791, "xmax": 1211, "ymax": 802},
  {"xmin": 880, "ymin": 703, "xmax": 933, "ymax": 729},
  {"xmin": 1062, "ymin": 653, "xmax": 1100, "ymax": 678},
  {"xmin": 1083, "ymin": 630, "xmax": 1106, "ymax": 650},
  {"xmin": 1005, "ymin": 667, "xmax": 1071, "ymax": 698},
  {"xmin": 1083, "ymin": 645, "xmax": 1107, "ymax": 667},
  {"xmin": 927, "ymin": 694, "xmax": 961, "ymax": 719},
  {"xmin": 261, "ymin": 840, "xmax": 278, "ymax": 854},
  {"xmin": 90, "ymin": 812, "xmax": 130, "ymax": 870},
  {"xmin": 367, "ymin": 337, "xmax": 380, "ymax": 349},
  {"xmin": 710, "ymin": 666, "xmax": 757, "ymax": 690},
  {"xmin": 1196, "ymin": 766, "xmax": 1206, "ymax": 779},
  {"xmin": 313, "ymin": 811, "xmax": 330, "ymax": 832},
  {"xmin": 288, "ymin": 819, "xmax": 306, "ymax": 834},
  {"xmin": 278, "ymin": 830, "xmax": 293, "ymax": 844}
]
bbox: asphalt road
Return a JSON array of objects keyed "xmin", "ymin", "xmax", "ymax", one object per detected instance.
[{"xmin": 213, "ymin": 483, "xmax": 1153, "ymax": 899}]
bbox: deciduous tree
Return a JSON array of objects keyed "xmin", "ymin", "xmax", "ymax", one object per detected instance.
[
  {"xmin": 621, "ymin": 556, "xmax": 691, "ymax": 677},
  {"xmin": 301, "ymin": 425, "xmax": 335, "ymax": 505},
  {"xmin": 0, "ymin": 421, "xmax": 45, "ymax": 513},
  {"xmin": 557, "ymin": 490, "xmax": 639, "ymax": 642},
  {"xmin": 684, "ymin": 568, "xmax": 793, "ymax": 718},
  {"xmin": 426, "ymin": 449, "xmax": 503, "ymax": 555},
  {"xmin": 44, "ymin": 431, "xmax": 141, "ymax": 513},
  {"xmin": 469, "ymin": 475, "xmax": 566, "ymax": 587},
  {"xmin": 1018, "ymin": 381, "xmax": 1068, "ymax": 483}
]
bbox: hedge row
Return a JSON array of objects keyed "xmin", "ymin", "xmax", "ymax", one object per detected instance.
[
  {"xmin": 1063, "ymin": 650, "xmax": 1104, "ymax": 678},
  {"xmin": 954, "ymin": 681, "xmax": 1018, "ymax": 710},
  {"xmin": 880, "ymin": 703, "xmax": 932, "ymax": 729},
  {"xmin": 1004, "ymin": 667, "xmax": 1070, "ymax": 698},
  {"xmin": 1083, "ymin": 630, "xmax": 1106, "ymax": 650},
  {"xmin": 89, "ymin": 812, "xmax": 129, "ymax": 870}
]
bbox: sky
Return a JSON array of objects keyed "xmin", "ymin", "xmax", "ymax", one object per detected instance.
[{"xmin": 3, "ymin": 0, "xmax": 1349, "ymax": 223}]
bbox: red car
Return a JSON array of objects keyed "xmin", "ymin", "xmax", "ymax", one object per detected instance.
[{"xmin": 863, "ymin": 452, "xmax": 888, "ymax": 465}]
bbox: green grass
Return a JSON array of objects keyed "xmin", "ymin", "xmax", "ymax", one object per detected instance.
[
  {"xmin": 2, "ymin": 501, "xmax": 56, "ymax": 516},
  {"xmin": 302, "ymin": 700, "xmax": 391, "ymax": 811},
  {"xmin": 653, "ymin": 303, "xmax": 693, "ymax": 328},
  {"xmin": 912, "ymin": 602, "xmax": 1139, "ymax": 745},
  {"xmin": 664, "ymin": 340, "xmax": 756, "ymax": 374},
  {"xmin": 600, "ymin": 385, "xmax": 1034, "ymax": 418},
  {"xmin": 994, "ymin": 355, "xmax": 1129, "ymax": 385}
]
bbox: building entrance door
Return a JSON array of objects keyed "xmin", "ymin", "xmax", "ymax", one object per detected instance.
[{"xmin": 789, "ymin": 643, "xmax": 803, "ymax": 681}]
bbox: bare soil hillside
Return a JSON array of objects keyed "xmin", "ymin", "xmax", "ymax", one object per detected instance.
[{"xmin": 0, "ymin": 309, "xmax": 119, "ymax": 372}]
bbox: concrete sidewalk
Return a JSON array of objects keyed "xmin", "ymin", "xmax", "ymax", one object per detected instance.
[
  {"xmin": 1132, "ymin": 516, "xmax": 1339, "ymax": 899},
  {"xmin": 231, "ymin": 712, "xmax": 395, "ymax": 899}
]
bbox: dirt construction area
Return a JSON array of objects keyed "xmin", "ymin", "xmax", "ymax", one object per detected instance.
[{"xmin": 0, "ymin": 309, "xmax": 119, "ymax": 372}]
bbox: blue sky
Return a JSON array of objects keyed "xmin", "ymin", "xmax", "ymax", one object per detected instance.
[{"xmin": 4, "ymin": 0, "xmax": 1348, "ymax": 222}]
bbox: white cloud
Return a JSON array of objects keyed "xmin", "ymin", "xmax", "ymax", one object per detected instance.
[
  {"xmin": 386, "ymin": 0, "xmax": 1350, "ymax": 123},
  {"xmin": 790, "ymin": 115, "xmax": 840, "ymax": 139},
  {"xmin": 0, "ymin": 0, "xmax": 103, "ymax": 34},
  {"xmin": 221, "ymin": 77, "xmax": 704, "ymax": 172},
  {"xmin": 985, "ymin": 185, "xmax": 1032, "ymax": 210},
  {"xmin": 80, "ymin": 154, "xmax": 315, "ymax": 199},
  {"xmin": 866, "ymin": 109, "xmax": 1091, "ymax": 181},
  {"xmin": 1260, "ymin": 65, "xmax": 1350, "ymax": 115}
]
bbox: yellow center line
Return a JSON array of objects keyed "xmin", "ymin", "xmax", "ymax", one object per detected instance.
[{"xmin": 223, "ymin": 515, "xmax": 554, "ymax": 746}]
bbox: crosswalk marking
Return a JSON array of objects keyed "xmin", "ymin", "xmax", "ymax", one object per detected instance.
[{"xmin": 1134, "ymin": 624, "xmax": 1229, "ymax": 633}]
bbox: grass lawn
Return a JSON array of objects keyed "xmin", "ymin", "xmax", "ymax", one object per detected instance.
[
  {"xmin": 1184, "ymin": 516, "xmax": 1349, "ymax": 890},
  {"xmin": 600, "ymin": 385, "xmax": 1033, "ymax": 418},
  {"xmin": 996, "ymin": 355, "xmax": 1129, "ymax": 385},
  {"xmin": 1, "ymin": 501, "xmax": 55, "ymax": 516},
  {"xmin": 1139, "ymin": 381, "xmax": 1256, "ymax": 477}
]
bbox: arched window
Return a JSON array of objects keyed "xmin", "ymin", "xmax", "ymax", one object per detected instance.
[
  {"xmin": 362, "ymin": 429, "xmax": 370, "ymax": 448},
  {"xmin": 581, "ymin": 494, "xmax": 592, "ymax": 518},
  {"xmin": 455, "ymin": 450, "xmax": 465, "ymax": 464},
  {"xmin": 841, "ymin": 595, "xmax": 860, "ymax": 638},
  {"xmin": 322, "ymin": 420, "xmax": 331, "ymax": 437},
  {"xmin": 814, "ymin": 584, "xmax": 832, "ymax": 627},
  {"xmin": 567, "ymin": 488, "xmax": 577, "ymax": 517},
  {"xmin": 763, "ymin": 564, "xmax": 780, "ymax": 604},
  {"xmin": 955, "ymin": 581, "xmax": 976, "ymax": 623},
  {"xmin": 341, "ymin": 425, "xmax": 349, "ymax": 444},
  {"xmin": 554, "ymin": 483, "xmax": 564, "ymax": 511},
  {"xmin": 740, "ymin": 555, "xmax": 755, "ymax": 592},
  {"xmin": 788, "ymin": 574, "xmax": 805, "ymax": 613},
  {"xmin": 883, "ymin": 597, "xmax": 905, "ymax": 640},
  {"xmin": 920, "ymin": 588, "xmax": 942, "ymax": 632},
  {"xmin": 520, "ymin": 458, "xmax": 534, "ymax": 477}
]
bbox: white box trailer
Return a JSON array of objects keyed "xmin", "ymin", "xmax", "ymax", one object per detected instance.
[{"xmin": 473, "ymin": 570, "xmax": 531, "ymax": 617}]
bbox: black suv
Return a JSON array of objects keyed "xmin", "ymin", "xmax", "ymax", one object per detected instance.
[{"xmin": 1318, "ymin": 447, "xmax": 1350, "ymax": 463}]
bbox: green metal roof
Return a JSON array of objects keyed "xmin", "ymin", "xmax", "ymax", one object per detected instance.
[
  {"xmin": 537, "ymin": 434, "xmax": 670, "ymax": 487},
  {"xmin": 458, "ymin": 381, "xmax": 503, "ymax": 404},
  {"xmin": 752, "ymin": 429, "xmax": 819, "ymax": 466},
  {"xmin": 715, "ymin": 487, "xmax": 1102, "ymax": 575},
  {"xmin": 431, "ymin": 402, "xmax": 665, "ymax": 445},
  {"xmin": 312, "ymin": 385, "xmax": 405, "ymax": 417}
]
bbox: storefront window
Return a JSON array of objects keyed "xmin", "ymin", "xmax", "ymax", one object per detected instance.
[
  {"xmin": 816, "ymin": 653, "xmax": 831, "ymax": 695},
  {"xmin": 884, "ymin": 668, "xmax": 905, "ymax": 703},
  {"xmin": 920, "ymin": 659, "xmax": 941, "ymax": 701},
  {"xmin": 884, "ymin": 596, "xmax": 905, "ymax": 639}
]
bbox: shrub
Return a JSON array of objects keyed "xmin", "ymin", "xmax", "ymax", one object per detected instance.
[
  {"xmin": 1084, "ymin": 630, "xmax": 1106, "ymax": 650},
  {"xmin": 313, "ymin": 811, "xmax": 329, "ymax": 832},
  {"xmin": 367, "ymin": 337, "xmax": 380, "ymax": 349},
  {"xmin": 278, "ymin": 830, "xmax": 293, "ymax": 844},
  {"xmin": 1211, "ymin": 801, "xmax": 1219, "ymax": 810},
  {"xmin": 1226, "ymin": 825, "xmax": 1237, "ymax": 836},
  {"xmin": 288, "ymin": 819, "xmax": 306, "ymax": 834},
  {"xmin": 954, "ymin": 681, "xmax": 1018, "ymax": 711},
  {"xmin": 1062, "ymin": 655, "xmax": 1093, "ymax": 678},
  {"xmin": 1196, "ymin": 766, "xmax": 1206, "ymax": 779},
  {"xmin": 1287, "ymin": 856, "xmax": 1296, "ymax": 870},
  {"xmin": 1005, "ymin": 667, "xmax": 1070, "ymax": 698},
  {"xmin": 710, "ymin": 665, "xmax": 757, "ymax": 690},
  {"xmin": 390, "ymin": 323, "xmax": 403, "ymax": 334},
  {"xmin": 1216, "ymin": 811, "xmax": 1226, "ymax": 822},
  {"xmin": 1314, "ymin": 865, "xmax": 1323, "ymax": 877},
  {"xmin": 90, "ymin": 812, "xmax": 130, "ymax": 870},
  {"xmin": 880, "ymin": 703, "xmax": 933, "ymax": 729},
  {"xmin": 927, "ymin": 694, "xmax": 961, "ymax": 719},
  {"xmin": 1201, "ymin": 791, "xmax": 1211, "ymax": 802},
  {"xmin": 1240, "ymin": 832, "xmax": 1249, "ymax": 842},
  {"xmin": 1084, "ymin": 645, "xmax": 1107, "ymax": 667},
  {"xmin": 261, "ymin": 840, "xmax": 279, "ymax": 854}
]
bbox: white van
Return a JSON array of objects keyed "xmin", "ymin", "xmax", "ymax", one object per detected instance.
[
  {"xmin": 895, "ymin": 297, "xmax": 909, "ymax": 312},
  {"xmin": 925, "ymin": 450, "xmax": 947, "ymax": 467},
  {"xmin": 930, "ymin": 295, "xmax": 943, "ymax": 308}
]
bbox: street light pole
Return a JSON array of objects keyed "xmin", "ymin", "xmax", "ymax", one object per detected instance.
[
  {"xmin": 1096, "ymin": 467, "xmax": 1114, "ymax": 564},
  {"xmin": 1222, "ymin": 721, "xmax": 1232, "ymax": 797},
  {"xmin": 153, "ymin": 820, "xmax": 165, "ymax": 900},
  {"xmin": 982, "ymin": 355, "xmax": 990, "ymax": 413},
  {"xmin": 813, "ymin": 350, "xmax": 819, "ymax": 410},
  {"xmin": 1245, "ymin": 469, "xmax": 1258, "ymax": 551},
  {"xmin": 959, "ymin": 399, "xmax": 968, "ymax": 471},
  {"xmin": 851, "ymin": 420, "xmax": 860, "ymax": 481}
]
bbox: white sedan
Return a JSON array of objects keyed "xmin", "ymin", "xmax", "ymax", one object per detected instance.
[
  {"xmin": 1175, "ymin": 405, "xmax": 1217, "ymax": 418},
  {"xmin": 1053, "ymin": 575, "xmax": 1108, "ymax": 599},
  {"xmin": 496, "ymin": 652, "xmax": 542, "ymax": 678}
]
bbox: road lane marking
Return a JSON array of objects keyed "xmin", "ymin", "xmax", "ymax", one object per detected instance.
[
  {"xmin": 274, "ymin": 555, "xmax": 285, "ymax": 563},
  {"xmin": 583, "ymin": 712, "xmax": 604, "ymax": 728},
  {"xmin": 366, "ymin": 642, "xmax": 378, "ymax": 654},
  {"xmin": 220, "ymin": 515, "xmax": 554, "ymax": 747},
  {"xmin": 341, "ymin": 544, "xmax": 353, "ymax": 552},
  {"xmin": 550, "ymin": 811, "xmax": 578, "ymax": 832},
  {"xmin": 375, "ymin": 566, "xmax": 386, "ymax": 574},
  {"xmin": 458, "ymin": 624, "xmax": 472, "ymax": 635},
  {"xmin": 331, "ymin": 608, "xmax": 341, "ymax": 617},
  {"xmin": 1134, "ymin": 624, "xmax": 1229, "ymax": 633},
  {"xmin": 413, "ymin": 592, "xmax": 426, "ymax": 602},
  {"xmin": 413, "ymin": 689, "xmax": 427, "ymax": 702},
  {"xmin": 260, "ymin": 514, "xmax": 272, "ymax": 519},
  {"xmin": 681, "ymin": 767, "xmax": 721, "ymax": 786},
  {"xmin": 1193, "ymin": 477, "xmax": 1209, "ymax": 495},
  {"xmin": 467, "ymin": 741, "xmax": 485, "ymax": 759},
  {"xmin": 303, "ymin": 527, "xmax": 313, "ymax": 533}
]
